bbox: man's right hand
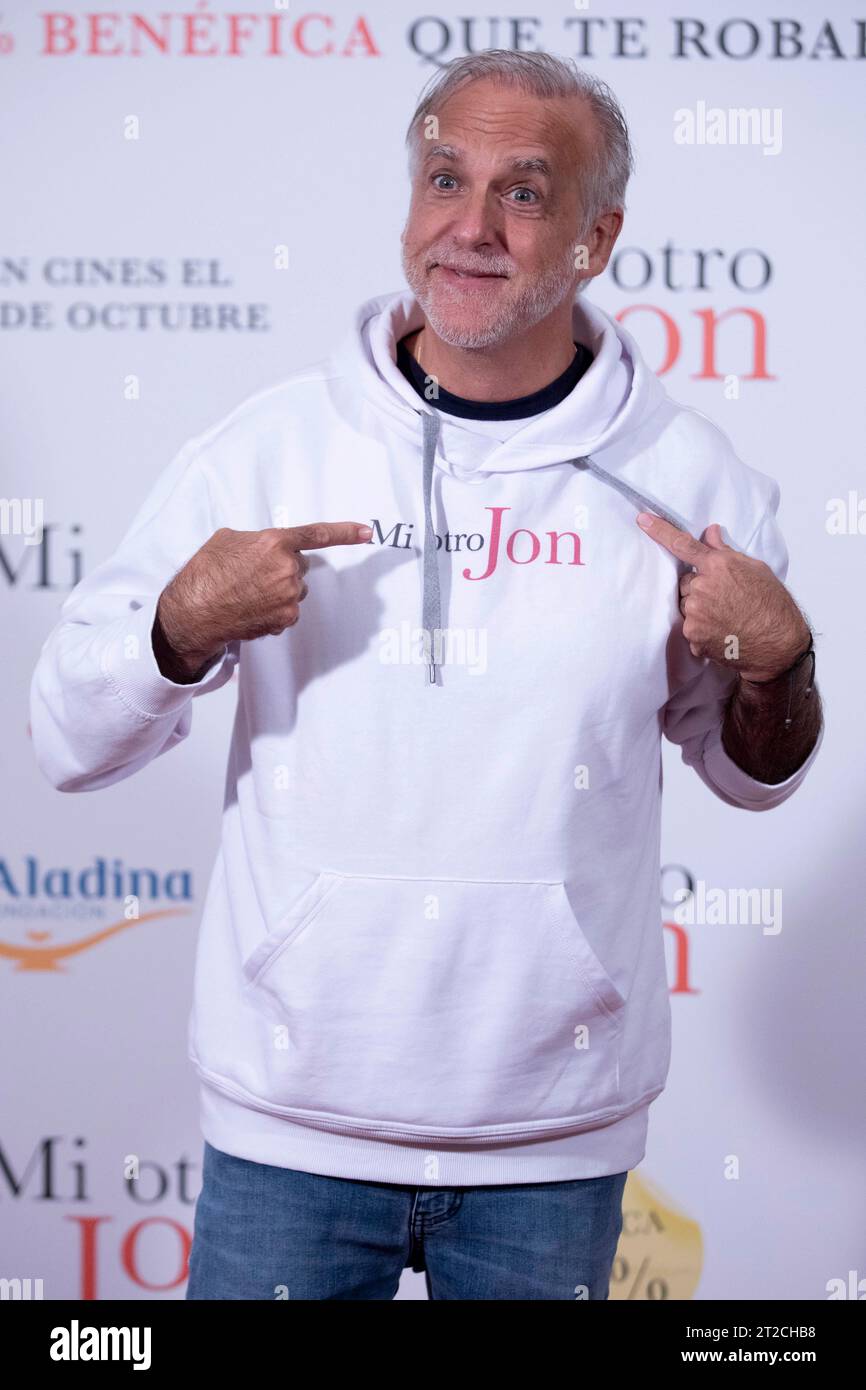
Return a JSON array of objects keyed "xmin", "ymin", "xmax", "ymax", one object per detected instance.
[{"xmin": 153, "ymin": 522, "xmax": 373, "ymax": 683}]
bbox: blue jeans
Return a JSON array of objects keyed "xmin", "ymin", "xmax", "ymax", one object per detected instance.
[{"xmin": 185, "ymin": 1141, "xmax": 628, "ymax": 1300}]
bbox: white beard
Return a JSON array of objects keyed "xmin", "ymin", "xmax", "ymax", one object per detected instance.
[{"xmin": 401, "ymin": 238, "xmax": 587, "ymax": 350}]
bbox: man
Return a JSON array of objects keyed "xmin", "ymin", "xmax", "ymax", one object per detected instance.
[{"xmin": 30, "ymin": 50, "xmax": 823, "ymax": 1300}]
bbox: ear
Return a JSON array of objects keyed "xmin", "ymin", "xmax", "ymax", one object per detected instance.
[{"xmin": 586, "ymin": 209, "xmax": 624, "ymax": 279}]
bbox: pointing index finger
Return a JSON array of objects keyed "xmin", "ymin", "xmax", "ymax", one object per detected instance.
[
  {"xmin": 636, "ymin": 512, "xmax": 710, "ymax": 568},
  {"xmin": 288, "ymin": 522, "xmax": 373, "ymax": 550}
]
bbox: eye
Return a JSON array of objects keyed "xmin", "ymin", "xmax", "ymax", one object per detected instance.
[
  {"xmin": 509, "ymin": 187, "xmax": 539, "ymax": 204},
  {"xmin": 431, "ymin": 173, "xmax": 458, "ymax": 191}
]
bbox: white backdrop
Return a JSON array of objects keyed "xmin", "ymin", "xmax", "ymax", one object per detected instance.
[{"xmin": 2, "ymin": 0, "xmax": 864, "ymax": 1301}]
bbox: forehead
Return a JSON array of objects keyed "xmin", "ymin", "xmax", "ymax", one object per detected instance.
[{"xmin": 425, "ymin": 77, "xmax": 592, "ymax": 170}]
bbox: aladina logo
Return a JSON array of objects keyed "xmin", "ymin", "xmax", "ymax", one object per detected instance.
[
  {"xmin": 673, "ymin": 101, "xmax": 783, "ymax": 156},
  {"xmin": 50, "ymin": 1321, "xmax": 151, "ymax": 1371},
  {"xmin": 379, "ymin": 622, "xmax": 488, "ymax": 675},
  {"xmin": 673, "ymin": 879, "xmax": 782, "ymax": 936}
]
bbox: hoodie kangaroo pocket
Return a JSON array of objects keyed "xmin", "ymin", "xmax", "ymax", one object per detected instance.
[{"xmin": 238, "ymin": 870, "xmax": 627, "ymax": 1143}]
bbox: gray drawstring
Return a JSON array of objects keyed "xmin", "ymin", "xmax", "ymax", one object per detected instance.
[
  {"xmin": 416, "ymin": 419, "xmax": 693, "ymax": 689},
  {"xmin": 571, "ymin": 456, "xmax": 695, "ymax": 580},
  {"xmin": 421, "ymin": 409, "xmax": 443, "ymax": 684}
]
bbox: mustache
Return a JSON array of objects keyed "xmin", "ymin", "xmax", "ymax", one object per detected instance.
[{"xmin": 428, "ymin": 256, "xmax": 513, "ymax": 277}]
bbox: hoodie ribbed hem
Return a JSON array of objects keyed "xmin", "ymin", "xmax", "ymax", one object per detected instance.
[{"xmin": 199, "ymin": 1080, "xmax": 650, "ymax": 1186}]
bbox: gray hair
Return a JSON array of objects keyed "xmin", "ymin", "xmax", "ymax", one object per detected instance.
[{"xmin": 405, "ymin": 49, "xmax": 634, "ymax": 234}]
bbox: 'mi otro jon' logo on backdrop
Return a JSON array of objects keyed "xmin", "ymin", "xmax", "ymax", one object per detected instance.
[{"xmin": 0, "ymin": 855, "xmax": 194, "ymax": 972}]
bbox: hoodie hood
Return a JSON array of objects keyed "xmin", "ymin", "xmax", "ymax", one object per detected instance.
[
  {"xmin": 338, "ymin": 287, "xmax": 668, "ymax": 478},
  {"xmin": 336, "ymin": 289, "xmax": 682, "ymax": 684}
]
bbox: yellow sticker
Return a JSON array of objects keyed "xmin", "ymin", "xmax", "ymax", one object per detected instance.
[{"xmin": 609, "ymin": 1172, "xmax": 703, "ymax": 1300}]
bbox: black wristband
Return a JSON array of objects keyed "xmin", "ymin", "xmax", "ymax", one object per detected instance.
[
  {"xmin": 741, "ymin": 635, "xmax": 815, "ymax": 685},
  {"xmin": 739, "ymin": 637, "xmax": 816, "ymax": 732}
]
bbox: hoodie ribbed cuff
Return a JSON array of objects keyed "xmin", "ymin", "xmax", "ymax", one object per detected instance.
[
  {"xmin": 701, "ymin": 718, "xmax": 824, "ymax": 810},
  {"xmin": 99, "ymin": 592, "xmax": 230, "ymax": 721}
]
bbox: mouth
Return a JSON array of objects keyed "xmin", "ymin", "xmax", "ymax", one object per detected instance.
[{"xmin": 434, "ymin": 265, "xmax": 507, "ymax": 284}]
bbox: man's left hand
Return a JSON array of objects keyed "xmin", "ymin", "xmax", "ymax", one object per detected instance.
[{"xmin": 636, "ymin": 512, "xmax": 811, "ymax": 682}]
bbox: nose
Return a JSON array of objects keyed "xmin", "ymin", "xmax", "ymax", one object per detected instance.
[{"xmin": 449, "ymin": 186, "xmax": 501, "ymax": 249}]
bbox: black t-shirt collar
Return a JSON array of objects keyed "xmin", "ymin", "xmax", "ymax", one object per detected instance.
[{"xmin": 396, "ymin": 334, "xmax": 594, "ymax": 421}]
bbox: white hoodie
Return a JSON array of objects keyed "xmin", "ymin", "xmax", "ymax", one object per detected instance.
[{"xmin": 29, "ymin": 290, "xmax": 823, "ymax": 1185}]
